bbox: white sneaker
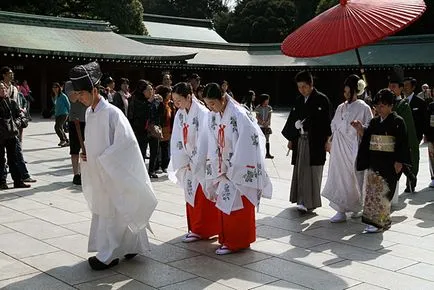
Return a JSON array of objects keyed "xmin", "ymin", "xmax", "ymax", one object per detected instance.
[
  {"xmin": 350, "ymin": 211, "xmax": 363, "ymax": 218},
  {"xmin": 429, "ymin": 180, "xmax": 434, "ymax": 188},
  {"xmin": 330, "ymin": 212, "xmax": 346, "ymax": 223},
  {"xmin": 363, "ymin": 225, "xmax": 382, "ymax": 233},
  {"xmin": 297, "ymin": 204, "xmax": 308, "ymax": 212}
]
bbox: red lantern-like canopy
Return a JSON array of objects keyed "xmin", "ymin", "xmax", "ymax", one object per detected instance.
[{"xmin": 281, "ymin": 0, "xmax": 426, "ymax": 58}]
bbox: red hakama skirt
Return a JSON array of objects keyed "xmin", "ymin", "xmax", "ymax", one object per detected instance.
[
  {"xmin": 186, "ymin": 185, "xmax": 219, "ymax": 239},
  {"xmin": 218, "ymin": 196, "xmax": 256, "ymax": 251}
]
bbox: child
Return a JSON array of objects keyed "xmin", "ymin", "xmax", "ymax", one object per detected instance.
[{"xmin": 255, "ymin": 94, "xmax": 274, "ymax": 159}]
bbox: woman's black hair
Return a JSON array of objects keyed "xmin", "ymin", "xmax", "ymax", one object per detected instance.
[
  {"xmin": 242, "ymin": 90, "xmax": 255, "ymax": 106},
  {"xmin": 52, "ymin": 82, "xmax": 61, "ymax": 97},
  {"xmin": 203, "ymin": 83, "xmax": 223, "ymax": 100},
  {"xmin": 344, "ymin": 74, "xmax": 361, "ymax": 97},
  {"xmin": 256, "ymin": 93, "xmax": 270, "ymax": 105},
  {"xmin": 172, "ymin": 82, "xmax": 192, "ymax": 98},
  {"xmin": 102, "ymin": 76, "xmax": 114, "ymax": 87},
  {"xmin": 133, "ymin": 79, "xmax": 152, "ymax": 95},
  {"xmin": 155, "ymin": 85, "xmax": 172, "ymax": 99},
  {"xmin": 373, "ymin": 88, "xmax": 395, "ymax": 106},
  {"xmin": 120, "ymin": 78, "xmax": 129, "ymax": 85}
]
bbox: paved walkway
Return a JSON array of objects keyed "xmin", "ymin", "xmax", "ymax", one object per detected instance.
[{"xmin": 1, "ymin": 112, "xmax": 434, "ymax": 289}]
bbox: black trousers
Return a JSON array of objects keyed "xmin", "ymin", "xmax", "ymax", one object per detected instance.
[
  {"xmin": 137, "ymin": 134, "xmax": 160, "ymax": 174},
  {"xmin": 0, "ymin": 137, "xmax": 22, "ymax": 184},
  {"xmin": 1, "ymin": 137, "xmax": 29, "ymax": 181},
  {"xmin": 54, "ymin": 115, "xmax": 68, "ymax": 142},
  {"xmin": 160, "ymin": 140, "xmax": 170, "ymax": 170}
]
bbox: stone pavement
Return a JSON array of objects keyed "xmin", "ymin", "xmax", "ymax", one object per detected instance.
[{"xmin": 1, "ymin": 111, "xmax": 434, "ymax": 289}]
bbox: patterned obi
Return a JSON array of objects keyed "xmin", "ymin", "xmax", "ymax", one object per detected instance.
[
  {"xmin": 369, "ymin": 135, "xmax": 395, "ymax": 152},
  {"xmin": 430, "ymin": 115, "xmax": 434, "ymax": 127}
]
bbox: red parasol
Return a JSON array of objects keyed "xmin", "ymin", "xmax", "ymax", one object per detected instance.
[{"xmin": 281, "ymin": 0, "xmax": 426, "ymax": 73}]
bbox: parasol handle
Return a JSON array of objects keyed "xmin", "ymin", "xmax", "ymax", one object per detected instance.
[
  {"xmin": 355, "ymin": 48, "xmax": 368, "ymax": 87},
  {"xmin": 73, "ymin": 119, "xmax": 86, "ymax": 155}
]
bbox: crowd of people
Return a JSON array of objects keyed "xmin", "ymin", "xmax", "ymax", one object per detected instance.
[
  {"xmin": 0, "ymin": 66, "xmax": 37, "ymax": 190},
  {"xmin": 283, "ymin": 69, "xmax": 434, "ymax": 234},
  {"xmin": 63, "ymin": 62, "xmax": 272, "ymax": 269},
  {"xmin": 2, "ymin": 61, "xmax": 434, "ymax": 270}
]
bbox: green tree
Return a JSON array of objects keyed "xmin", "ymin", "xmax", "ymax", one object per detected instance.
[
  {"xmin": 293, "ymin": 0, "xmax": 320, "ymax": 26},
  {"xmin": 0, "ymin": 0, "xmax": 147, "ymax": 35},
  {"xmin": 219, "ymin": 0, "xmax": 296, "ymax": 43},
  {"xmin": 142, "ymin": 0, "xmax": 229, "ymax": 19},
  {"xmin": 315, "ymin": 0, "xmax": 337, "ymax": 14},
  {"xmin": 95, "ymin": 0, "xmax": 146, "ymax": 34}
]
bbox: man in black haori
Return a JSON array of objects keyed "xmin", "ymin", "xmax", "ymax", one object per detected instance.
[{"xmin": 282, "ymin": 71, "xmax": 332, "ymax": 212}]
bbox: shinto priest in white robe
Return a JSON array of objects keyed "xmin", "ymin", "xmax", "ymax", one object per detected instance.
[
  {"xmin": 322, "ymin": 99, "xmax": 372, "ymax": 213},
  {"xmin": 81, "ymin": 97, "xmax": 157, "ymax": 263},
  {"xmin": 169, "ymin": 97, "xmax": 209, "ymax": 206},
  {"xmin": 206, "ymin": 94, "xmax": 273, "ymax": 214}
]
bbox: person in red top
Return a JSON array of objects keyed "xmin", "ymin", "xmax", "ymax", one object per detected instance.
[{"xmin": 156, "ymin": 85, "xmax": 175, "ymax": 173}]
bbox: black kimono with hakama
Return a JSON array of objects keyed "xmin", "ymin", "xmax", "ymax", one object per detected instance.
[{"xmin": 356, "ymin": 112, "xmax": 411, "ymax": 229}]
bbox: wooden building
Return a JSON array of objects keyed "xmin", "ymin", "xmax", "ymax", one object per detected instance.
[{"xmin": 0, "ymin": 11, "xmax": 433, "ymax": 112}]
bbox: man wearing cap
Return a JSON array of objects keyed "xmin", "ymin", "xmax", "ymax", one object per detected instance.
[
  {"xmin": 69, "ymin": 62, "xmax": 157, "ymax": 270},
  {"xmin": 388, "ymin": 68, "xmax": 419, "ymax": 193}
]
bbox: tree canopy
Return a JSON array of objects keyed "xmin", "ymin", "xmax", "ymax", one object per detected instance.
[
  {"xmin": 1, "ymin": 0, "xmax": 432, "ymax": 42},
  {"xmin": 216, "ymin": 0, "xmax": 296, "ymax": 43},
  {"xmin": 141, "ymin": 0, "xmax": 229, "ymax": 19},
  {"xmin": 0, "ymin": 0, "xmax": 146, "ymax": 34}
]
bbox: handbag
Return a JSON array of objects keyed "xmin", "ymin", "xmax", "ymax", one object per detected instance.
[
  {"xmin": 147, "ymin": 123, "xmax": 163, "ymax": 140},
  {"xmin": 261, "ymin": 127, "xmax": 273, "ymax": 135}
]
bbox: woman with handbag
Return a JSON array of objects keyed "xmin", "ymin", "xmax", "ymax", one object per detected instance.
[
  {"xmin": 0, "ymin": 82, "xmax": 30, "ymax": 189},
  {"xmin": 128, "ymin": 80, "xmax": 163, "ymax": 179},
  {"xmin": 255, "ymin": 94, "xmax": 274, "ymax": 159}
]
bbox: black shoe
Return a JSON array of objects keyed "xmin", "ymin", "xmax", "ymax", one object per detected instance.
[
  {"xmin": 88, "ymin": 256, "xmax": 119, "ymax": 270},
  {"xmin": 265, "ymin": 154, "xmax": 274, "ymax": 159},
  {"xmin": 149, "ymin": 173, "xmax": 158, "ymax": 179},
  {"xmin": 22, "ymin": 177, "xmax": 37, "ymax": 183},
  {"xmin": 0, "ymin": 183, "xmax": 8, "ymax": 190},
  {"xmin": 72, "ymin": 174, "xmax": 82, "ymax": 185},
  {"xmin": 124, "ymin": 253, "xmax": 138, "ymax": 260},
  {"xmin": 14, "ymin": 182, "xmax": 30, "ymax": 188}
]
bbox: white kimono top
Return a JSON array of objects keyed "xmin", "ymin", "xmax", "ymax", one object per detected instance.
[
  {"xmin": 81, "ymin": 98, "xmax": 157, "ymax": 233},
  {"xmin": 169, "ymin": 97, "xmax": 209, "ymax": 206},
  {"xmin": 206, "ymin": 95, "xmax": 272, "ymax": 214},
  {"xmin": 322, "ymin": 99, "xmax": 373, "ymax": 212}
]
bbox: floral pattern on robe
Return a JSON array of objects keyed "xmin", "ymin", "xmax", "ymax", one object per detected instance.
[
  {"xmin": 206, "ymin": 95, "xmax": 272, "ymax": 214},
  {"xmin": 168, "ymin": 97, "xmax": 209, "ymax": 206}
]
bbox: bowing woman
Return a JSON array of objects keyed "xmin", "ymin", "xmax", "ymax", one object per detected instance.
[
  {"xmin": 203, "ymin": 83, "xmax": 272, "ymax": 255},
  {"xmin": 169, "ymin": 82, "xmax": 219, "ymax": 243}
]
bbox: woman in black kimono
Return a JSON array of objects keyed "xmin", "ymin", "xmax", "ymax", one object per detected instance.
[{"xmin": 353, "ymin": 89, "xmax": 411, "ymax": 233}]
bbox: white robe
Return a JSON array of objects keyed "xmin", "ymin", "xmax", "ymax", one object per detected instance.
[
  {"xmin": 322, "ymin": 99, "xmax": 372, "ymax": 213},
  {"xmin": 80, "ymin": 98, "xmax": 157, "ymax": 263},
  {"xmin": 205, "ymin": 95, "xmax": 272, "ymax": 214},
  {"xmin": 168, "ymin": 97, "xmax": 209, "ymax": 206}
]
